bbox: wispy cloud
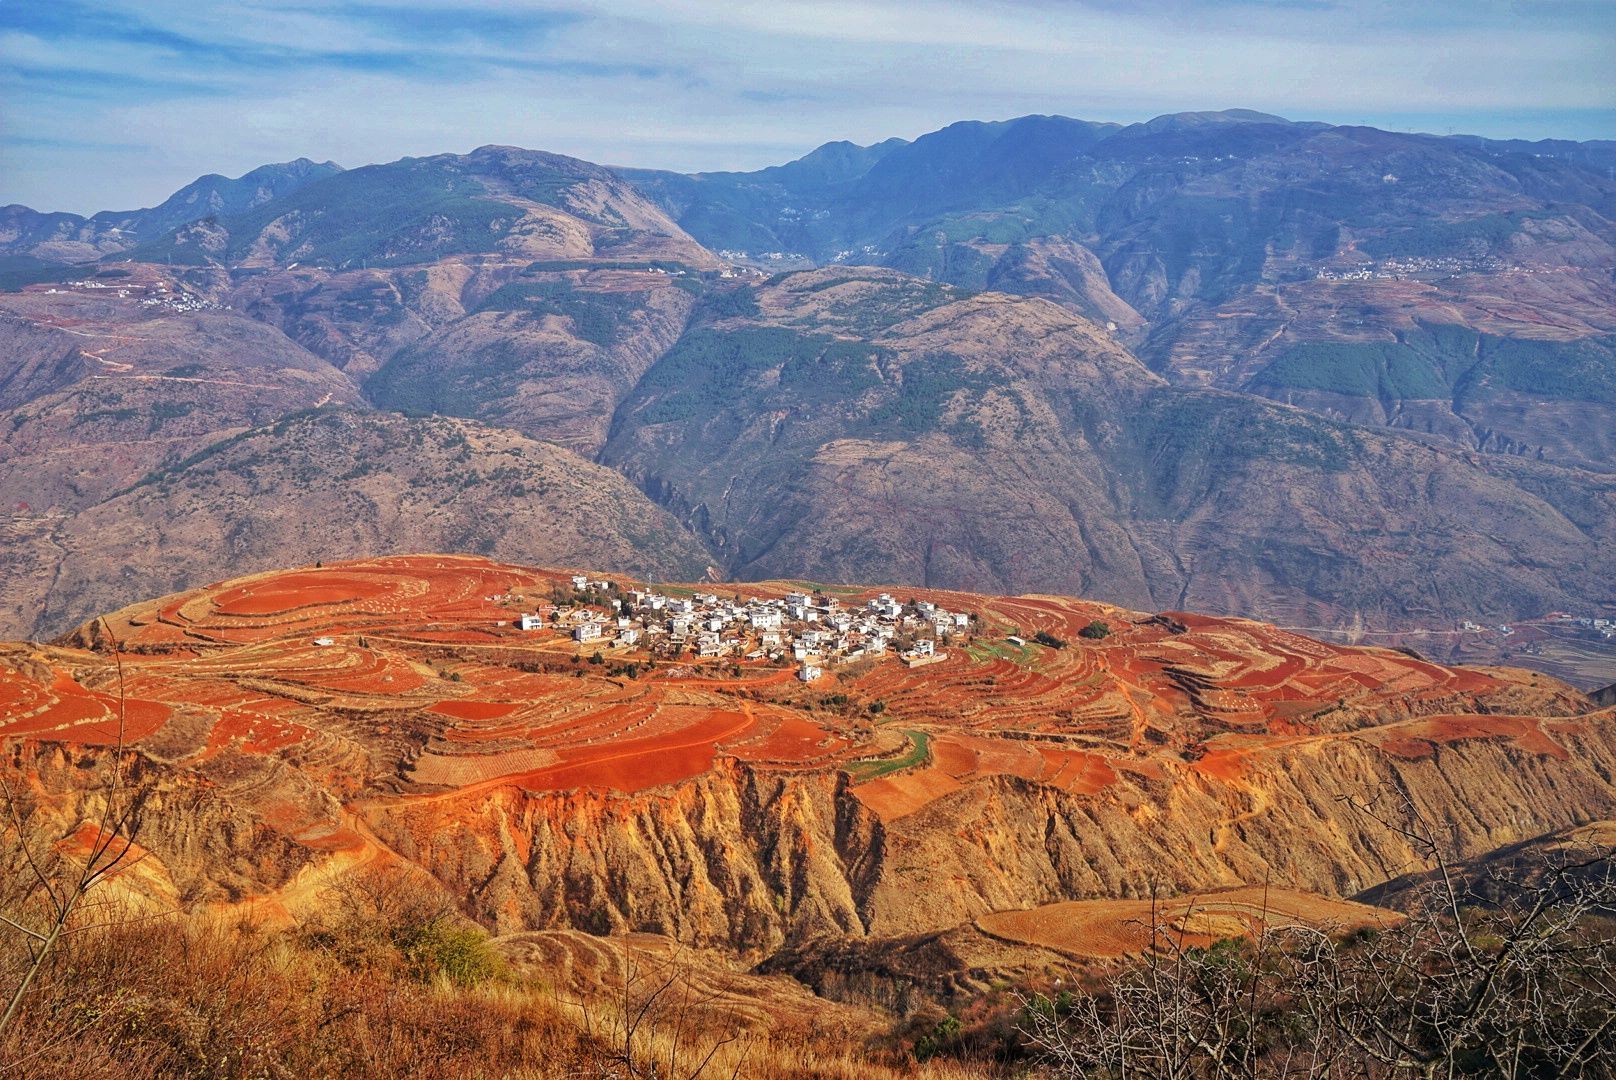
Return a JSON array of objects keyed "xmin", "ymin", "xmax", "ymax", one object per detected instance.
[{"xmin": 2, "ymin": 0, "xmax": 1612, "ymax": 213}]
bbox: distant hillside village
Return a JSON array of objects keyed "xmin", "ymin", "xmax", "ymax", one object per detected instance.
[{"xmin": 498, "ymin": 576, "xmax": 975, "ymax": 682}]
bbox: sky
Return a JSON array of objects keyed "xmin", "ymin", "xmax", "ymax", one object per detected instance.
[{"xmin": 3, "ymin": 0, "xmax": 1614, "ymax": 214}]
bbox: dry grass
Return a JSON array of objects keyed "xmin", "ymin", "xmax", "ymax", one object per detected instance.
[{"xmin": 0, "ymin": 909, "xmax": 993, "ymax": 1079}]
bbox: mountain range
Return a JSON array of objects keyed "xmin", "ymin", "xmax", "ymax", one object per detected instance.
[{"xmin": 3, "ymin": 109, "xmax": 1614, "ymax": 672}]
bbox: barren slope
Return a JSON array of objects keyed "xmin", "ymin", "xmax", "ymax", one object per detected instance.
[
  {"xmin": 603, "ymin": 267, "xmax": 1616, "ymax": 629},
  {"xmin": 3, "ymin": 415, "xmax": 712, "ymax": 639}
]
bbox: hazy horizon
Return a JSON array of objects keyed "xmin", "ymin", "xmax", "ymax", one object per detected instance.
[{"xmin": 3, "ymin": 0, "xmax": 1613, "ymax": 215}]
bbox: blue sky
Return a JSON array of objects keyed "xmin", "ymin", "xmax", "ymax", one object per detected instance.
[{"xmin": 3, "ymin": 0, "xmax": 1613, "ymax": 214}]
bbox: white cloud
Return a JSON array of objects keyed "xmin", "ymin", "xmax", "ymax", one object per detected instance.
[{"xmin": 2, "ymin": 0, "xmax": 1611, "ymax": 212}]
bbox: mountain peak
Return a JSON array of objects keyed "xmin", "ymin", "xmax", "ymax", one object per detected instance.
[{"xmin": 1137, "ymin": 108, "xmax": 1294, "ymax": 132}]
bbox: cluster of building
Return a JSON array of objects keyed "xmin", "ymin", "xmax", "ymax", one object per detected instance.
[
  {"xmin": 137, "ymin": 285, "xmax": 216, "ymax": 313},
  {"xmin": 45, "ymin": 278, "xmax": 217, "ymax": 313},
  {"xmin": 1559, "ymin": 614, "xmax": 1616, "ymax": 641},
  {"xmin": 1463, "ymin": 614, "xmax": 1616, "ymax": 643},
  {"xmin": 512, "ymin": 576, "xmax": 973, "ymax": 681},
  {"xmin": 1313, "ymin": 255, "xmax": 1517, "ymax": 282}
]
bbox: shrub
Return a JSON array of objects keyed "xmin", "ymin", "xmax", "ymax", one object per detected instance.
[
  {"xmin": 394, "ymin": 918, "xmax": 504, "ymax": 987},
  {"xmin": 1078, "ymin": 621, "xmax": 1111, "ymax": 640}
]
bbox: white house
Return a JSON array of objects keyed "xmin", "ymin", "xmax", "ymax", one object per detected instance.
[
  {"xmin": 798, "ymin": 662, "xmax": 823, "ymax": 682},
  {"xmin": 615, "ymin": 628, "xmax": 641, "ymax": 647},
  {"xmin": 574, "ymin": 622, "xmax": 603, "ymax": 643},
  {"xmin": 868, "ymin": 594, "xmax": 902, "ymax": 618},
  {"xmin": 570, "ymin": 574, "xmax": 589, "ymax": 589},
  {"xmin": 518, "ymin": 613, "xmax": 544, "ymax": 631}
]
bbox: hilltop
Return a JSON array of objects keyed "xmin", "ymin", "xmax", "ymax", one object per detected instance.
[{"xmin": 4, "ymin": 556, "xmax": 1610, "ymax": 984}]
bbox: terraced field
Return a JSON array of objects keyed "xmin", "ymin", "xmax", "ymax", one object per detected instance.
[
  {"xmin": 1, "ymin": 554, "xmax": 1608, "ymax": 944},
  {"xmin": 2, "ymin": 556, "xmax": 1592, "ymax": 814},
  {"xmin": 977, "ymin": 886, "xmax": 1397, "ymax": 959}
]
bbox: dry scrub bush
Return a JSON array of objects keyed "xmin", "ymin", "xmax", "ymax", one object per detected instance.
[
  {"xmin": 0, "ymin": 863, "xmax": 988, "ymax": 1078},
  {"xmin": 557, "ymin": 935, "xmax": 980, "ymax": 1080},
  {"xmin": 0, "ymin": 913, "xmax": 589, "ymax": 1080},
  {"xmin": 0, "ymin": 912, "xmax": 990, "ymax": 1080},
  {"xmin": 1019, "ymin": 792, "xmax": 1616, "ymax": 1080},
  {"xmin": 1, "ymin": 624, "xmax": 146, "ymax": 1041},
  {"xmin": 295, "ymin": 865, "xmax": 506, "ymax": 987}
]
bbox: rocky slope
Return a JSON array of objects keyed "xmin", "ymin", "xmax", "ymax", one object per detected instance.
[
  {"xmin": 628, "ymin": 111, "xmax": 1616, "ymax": 473},
  {"xmin": 602, "ymin": 267, "xmax": 1616, "ymax": 627},
  {"xmin": 2, "ymin": 412, "xmax": 712, "ymax": 640}
]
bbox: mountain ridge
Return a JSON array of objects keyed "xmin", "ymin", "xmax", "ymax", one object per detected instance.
[{"xmin": 1, "ymin": 114, "xmax": 1613, "ymax": 672}]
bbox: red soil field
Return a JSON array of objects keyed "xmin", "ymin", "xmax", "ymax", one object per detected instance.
[
  {"xmin": 1, "ymin": 555, "xmax": 1594, "ymax": 869},
  {"xmin": 516, "ymin": 706, "xmax": 756, "ymax": 794},
  {"xmin": 429, "ymin": 699, "xmax": 521, "ymax": 721},
  {"xmin": 212, "ymin": 573, "xmax": 399, "ymax": 617},
  {"xmin": 1369, "ymin": 714, "xmax": 1573, "ymax": 761}
]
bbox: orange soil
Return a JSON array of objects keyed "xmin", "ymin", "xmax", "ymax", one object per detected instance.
[
  {"xmin": 430, "ymin": 699, "xmax": 521, "ymax": 721},
  {"xmin": 2, "ymin": 556, "xmax": 1586, "ymax": 854},
  {"xmin": 855, "ymin": 768, "xmax": 965, "ymax": 821},
  {"xmin": 978, "ymin": 886, "xmax": 1399, "ymax": 959},
  {"xmin": 212, "ymin": 574, "xmax": 397, "ymax": 616},
  {"xmin": 493, "ymin": 706, "xmax": 756, "ymax": 794},
  {"xmin": 1370, "ymin": 714, "xmax": 1573, "ymax": 761}
]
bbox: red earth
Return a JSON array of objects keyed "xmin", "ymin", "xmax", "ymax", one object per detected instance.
[{"xmin": 0, "ymin": 555, "xmax": 1597, "ymax": 856}]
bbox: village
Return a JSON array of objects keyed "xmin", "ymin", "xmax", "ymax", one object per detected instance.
[
  {"xmin": 496, "ymin": 575, "xmax": 974, "ymax": 682},
  {"xmin": 44, "ymin": 272, "xmax": 218, "ymax": 314},
  {"xmin": 1312, "ymin": 253, "xmax": 1523, "ymax": 282}
]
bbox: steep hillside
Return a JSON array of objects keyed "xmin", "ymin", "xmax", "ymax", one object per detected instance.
[
  {"xmin": 627, "ymin": 111, "xmax": 1616, "ymax": 473},
  {"xmin": 0, "ymin": 269, "xmax": 364, "ymax": 512},
  {"xmin": 602, "ymin": 267, "xmax": 1616, "ymax": 629},
  {"xmin": 0, "ymin": 159, "xmax": 343, "ymax": 263},
  {"xmin": 364, "ymin": 265, "xmax": 703, "ymax": 453},
  {"xmin": 133, "ymin": 145, "xmax": 716, "ymax": 272},
  {"xmin": 2, "ymin": 412, "xmax": 712, "ymax": 640},
  {"xmin": 1, "ymin": 557, "xmax": 1609, "ymax": 969}
]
